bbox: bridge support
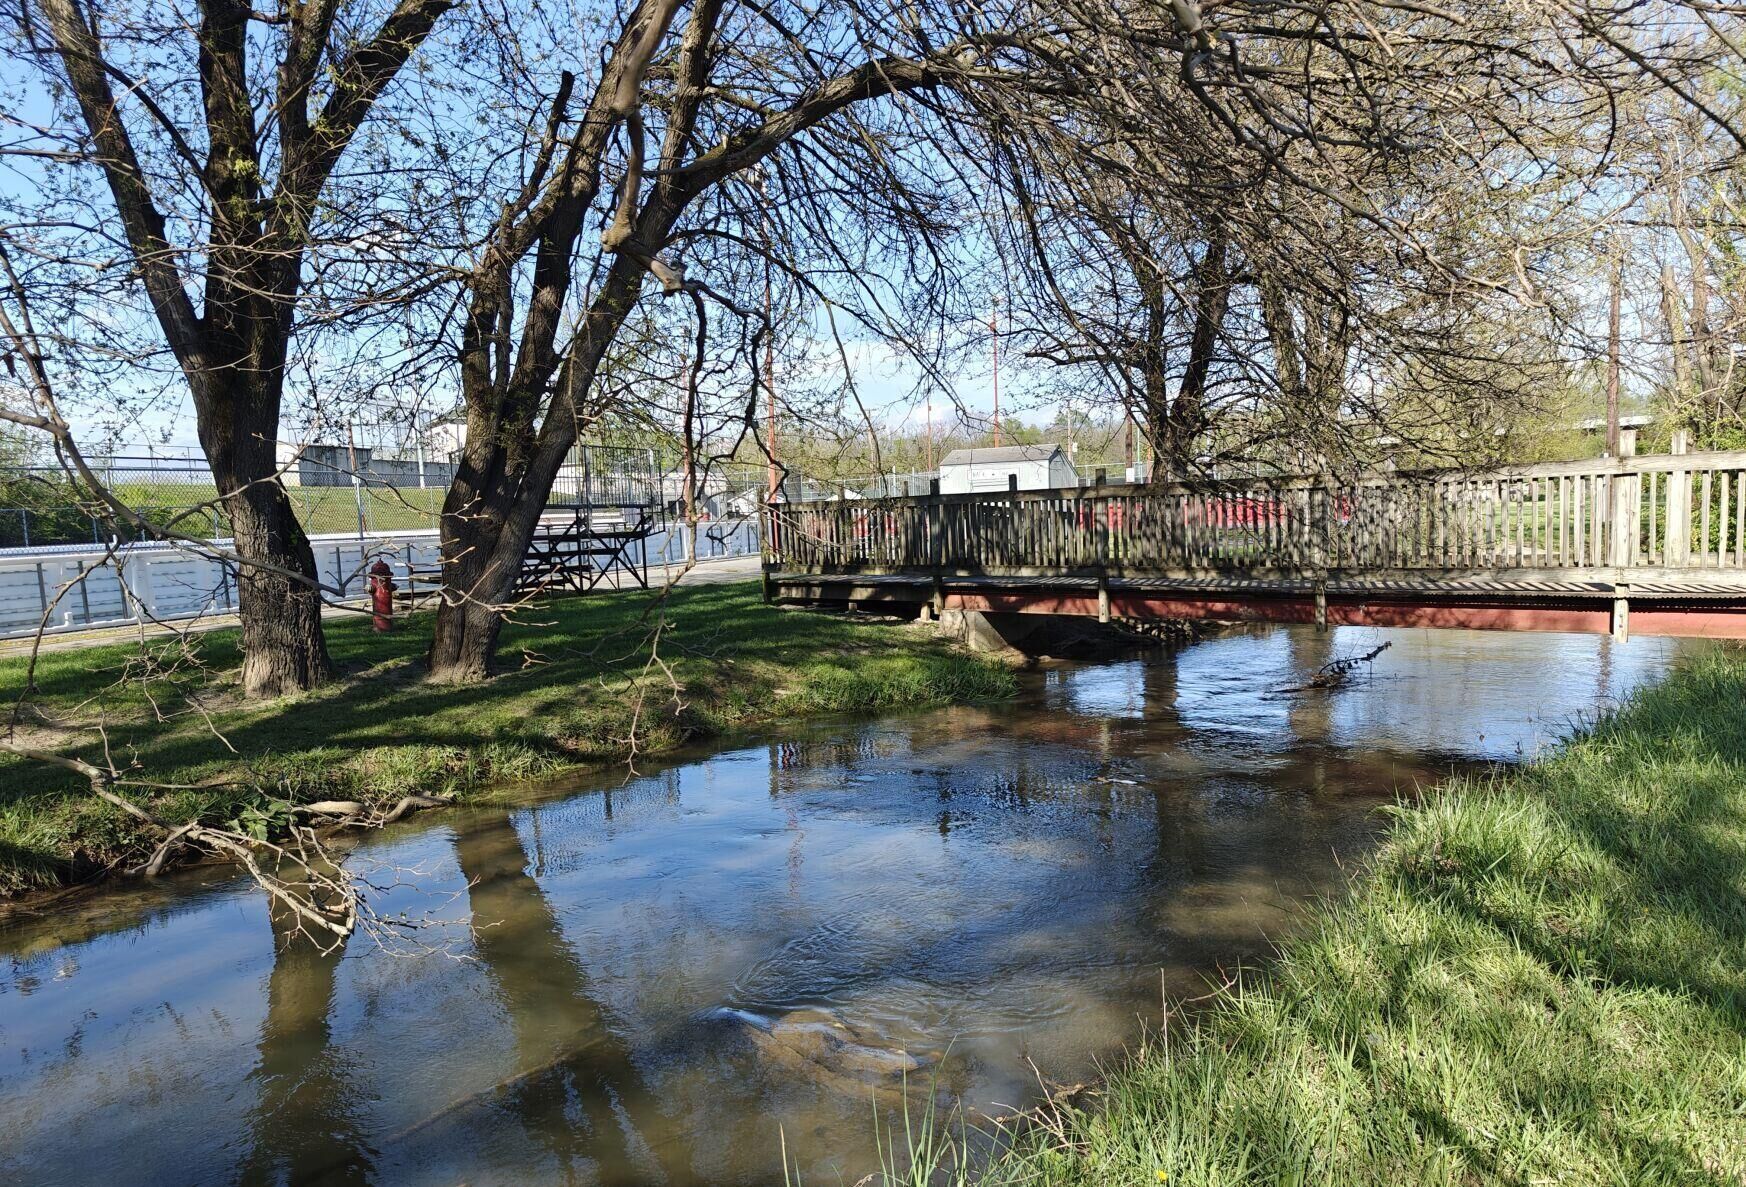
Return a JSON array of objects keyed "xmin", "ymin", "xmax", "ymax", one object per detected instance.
[
  {"xmin": 937, "ymin": 607, "xmax": 1149, "ymax": 658},
  {"xmin": 937, "ymin": 607, "xmax": 1021, "ymax": 653},
  {"xmin": 1612, "ymin": 585, "xmax": 1629, "ymax": 642}
]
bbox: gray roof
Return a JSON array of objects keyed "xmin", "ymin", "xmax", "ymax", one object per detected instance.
[
  {"xmin": 940, "ymin": 444, "xmax": 1064, "ymax": 467},
  {"xmin": 1577, "ymin": 414, "xmax": 1653, "ymax": 431}
]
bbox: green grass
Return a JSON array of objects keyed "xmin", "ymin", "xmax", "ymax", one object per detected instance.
[
  {"xmin": 100, "ymin": 480, "xmax": 447, "ymax": 536},
  {"xmin": 0, "ymin": 583, "xmax": 1015, "ymax": 896},
  {"xmin": 908, "ymin": 649, "xmax": 1746, "ymax": 1186}
]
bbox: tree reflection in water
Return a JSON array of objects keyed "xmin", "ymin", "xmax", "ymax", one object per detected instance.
[
  {"xmin": 451, "ymin": 809, "xmax": 697, "ymax": 1186},
  {"xmin": 239, "ymin": 895, "xmax": 375, "ymax": 1186}
]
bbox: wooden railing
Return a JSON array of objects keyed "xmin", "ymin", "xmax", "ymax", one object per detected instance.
[{"xmin": 761, "ymin": 450, "xmax": 1746, "ymax": 581}]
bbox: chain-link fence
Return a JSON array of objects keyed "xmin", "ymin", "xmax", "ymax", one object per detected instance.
[
  {"xmin": 0, "ymin": 443, "xmax": 675, "ymax": 551},
  {"xmin": 0, "ymin": 458, "xmax": 444, "ymax": 548}
]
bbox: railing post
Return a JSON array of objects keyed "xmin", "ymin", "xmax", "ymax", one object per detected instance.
[
  {"xmin": 1665, "ymin": 428, "xmax": 1688, "ymax": 566},
  {"xmin": 1096, "ymin": 485, "xmax": 1111, "ymax": 623},
  {"xmin": 1313, "ymin": 479, "xmax": 1331, "ymax": 631},
  {"xmin": 928, "ymin": 477, "xmax": 944, "ymax": 619},
  {"xmin": 1609, "ymin": 427, "xmax": 1640, "ymax": 569}
]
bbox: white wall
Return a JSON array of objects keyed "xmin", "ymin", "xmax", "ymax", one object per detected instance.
[
  {"xmin": 0, "ymin": 531, "xmax": 445, "ymax": 639},
  {"xmin": 940, "ymin": 456, "xmax": 1073, "ymax": 494},
  {"xmin": 0, "ymin": 518, "xmax": 763, "ymax": 639}
]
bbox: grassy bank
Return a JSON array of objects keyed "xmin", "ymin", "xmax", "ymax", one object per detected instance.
[
  {"xmin": 960, "ymin": 649, "xmax": 1746, "ymax": 1185},
  {"xmin": 0, "ymin": 583, "xmax": 1014, "ymax": 896}
]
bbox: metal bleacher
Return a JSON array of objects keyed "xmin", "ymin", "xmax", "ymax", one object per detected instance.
[{"xmin": 516, "ymin": 446, "xmax": 663, "ymax": 597}]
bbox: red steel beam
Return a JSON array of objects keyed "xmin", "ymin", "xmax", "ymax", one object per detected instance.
[{"xmin": 945, "ymin": 591, "xmax": 1746, "ymax": 640}]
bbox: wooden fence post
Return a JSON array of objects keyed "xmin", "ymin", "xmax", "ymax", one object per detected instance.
[{"xmin": 760, "ymin": 501, "xmax": 775, "ymax": 603}]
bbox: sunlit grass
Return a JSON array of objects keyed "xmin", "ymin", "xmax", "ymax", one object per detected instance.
[
  {"xmin": 874, "ymin": 649, "xmax": 1746, "ymax": 1185},
  {"xmin": 0, "ymin": 583, "xmax": 1015, "ymax": 894}
]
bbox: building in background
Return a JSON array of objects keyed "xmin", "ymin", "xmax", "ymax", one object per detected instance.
[
  {"xmin": 423, "ymin": 410, "xmax": 469, "ymax": 462},
  {"xmin": 938, "ymin": 444, "xmax": 1078, "ymax": 493}
]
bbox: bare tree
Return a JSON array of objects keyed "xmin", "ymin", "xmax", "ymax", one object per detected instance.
[
  {"xmin": 417, "ymin": 0, "xmax": 1042, "ymax": 681},
  {"xmin": 966, "ymin": 0, "xmax": 1746, "ymax": 478},
  {"xmin": 4, "ymin": 0, "xmax": 454, "ymax": 696}
]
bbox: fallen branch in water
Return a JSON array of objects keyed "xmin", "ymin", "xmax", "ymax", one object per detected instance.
[
  {"xmin": 1310, "ymin": 642, "xmax": 1391, "ymax": 688},
  {"xmin": 295, "ymin": 793, "xmax": 453, "ymax": 826},
  {"xmin": 0, "ymin": 738, "xmax": 456, "ymax": 950},
  {"xmin": 1277, "ymin": 642, "xmax": 1393, "ymax": 693}
]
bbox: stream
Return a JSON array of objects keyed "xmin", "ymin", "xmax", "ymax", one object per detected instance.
[{"xmin": 0, "ymin": 624, "xmax": 1697, "ymax": 1185}]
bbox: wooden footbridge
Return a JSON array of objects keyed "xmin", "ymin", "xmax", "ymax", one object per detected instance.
[{"xmin": 761, "ymin": 449, "xmax": 1746, "ymax": 640}]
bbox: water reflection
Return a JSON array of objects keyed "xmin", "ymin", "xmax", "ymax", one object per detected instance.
[
  {"xmin": 239, "ymin": 899, "xmax": 374, "ymax": 1185},
  {"xmin": 0, "ymin": 626, "xmax": 1700, "ymax": 1186},
  {"xmin": 433, "ymin": 810, "xmax": 691, "ymax": 1185}
]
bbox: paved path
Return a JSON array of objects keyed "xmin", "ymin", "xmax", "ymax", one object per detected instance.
[{"xmin": 0, "ymin": 554, "xmax": 763, "ymax": 657}]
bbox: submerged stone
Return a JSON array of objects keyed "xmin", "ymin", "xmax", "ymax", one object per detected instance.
[{"xmin": 703, "ymin": 1005, "xmax": 926, "ymax": 1091}]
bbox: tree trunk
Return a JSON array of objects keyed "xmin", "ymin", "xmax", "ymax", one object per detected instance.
[
  {"xmin": 1149, "ymin": 233, "xmax": 1229, "ymax": 480},
  {"xmin": 427, "ymin": 260, "xmax": 647, "ymax": 684},
  {"xmin": 426, "ymin": 417, "xmax": 586, "ymax": 684},
  {"xmin": 1142, "ymin": 368, "xmax": 1188, "ymax": 479},
  {"xmin": 228, "ymin": 488, "xmax": 329, "ymax": 694},
  {"xmin": 228, "ymin": 483, "xmax": 333, "ymax": 698},
  {"xmin": 203, "ymin": 372, "xmax": 333, "ymax": 698},
  {"xmin": 427, "ymin": 555, "xmax": 515, "ymax": 684}
]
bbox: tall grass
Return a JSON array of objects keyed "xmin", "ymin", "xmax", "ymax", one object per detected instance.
[
  {"xmin": 883, "ymin": 650, "xmax": 1746, "ymax": 1185},
  {"xmin": 875, "ymin": 1083, "xmax": 977, "ymax": 1187}
]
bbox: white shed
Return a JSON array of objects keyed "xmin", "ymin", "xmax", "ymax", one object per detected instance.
[{"xmin": 938, "ymin": 444, "xmax": 1078, "ymax": 494}]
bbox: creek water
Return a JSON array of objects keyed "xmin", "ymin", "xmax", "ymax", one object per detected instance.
[{"xmin": 0, "ymin": 625, "xmax": 1696, "ymax": 1186}]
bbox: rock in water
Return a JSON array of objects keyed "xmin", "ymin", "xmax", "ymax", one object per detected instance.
[{"xmin": 703, "ymin": 1005, "xmax": 926, "ymax": 1094}]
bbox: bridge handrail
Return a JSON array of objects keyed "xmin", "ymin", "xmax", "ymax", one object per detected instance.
[
  {"xmin": 773, "ymin": 449, "xmax": 1746, "ymax": 510},
  {"xmin": 761, "ymin": 449, "xmax": 1746, "ymax": 579}
]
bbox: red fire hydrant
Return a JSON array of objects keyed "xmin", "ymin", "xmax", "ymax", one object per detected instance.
[{"xmin": 368, "ymin": 558, "xmax": 396, "ymax": 632}]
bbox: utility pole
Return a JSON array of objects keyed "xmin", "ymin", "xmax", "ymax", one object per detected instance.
[
  {"xmin": 990, "ymin": 294, "xmax": 1002, "ymax": 448},
  {"xmin": 1607, "ymin": 239, "xmax": 1623, "ymax": 458},
  {"xmin": 345, "ymin": 421, "xmax": 366, "ymax": 540},
  {"xmin": 924, "ymin": 391, "xmax": 934, "ymax": 472}
]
